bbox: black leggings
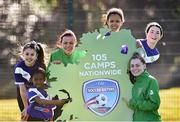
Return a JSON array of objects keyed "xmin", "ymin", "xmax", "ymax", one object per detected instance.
[{"xmin": 16, "ymin": 87, "xmax": 24, "ymax": 112}]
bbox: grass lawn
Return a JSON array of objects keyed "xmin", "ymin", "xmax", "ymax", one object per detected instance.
[{"xmin": 0, "ymin": 88, "xmax": 180, "ymax": 121}]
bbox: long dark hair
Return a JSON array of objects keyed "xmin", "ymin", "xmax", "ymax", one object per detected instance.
[
  {"xmin": 127, "ymin": 52, "xmax": 146, "ymax": 84},
  {"xmin": 23, "ymin": 41, "xmax": 46, "ymax": 69}
]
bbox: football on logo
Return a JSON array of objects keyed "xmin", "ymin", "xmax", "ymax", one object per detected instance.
[
  {"xmin": 96, "ymin": 94, "xmax": 108, "ymax": 107},
  {"xmin": 85, "ymin": 94, "xmax": 108, "ymax": 108}
]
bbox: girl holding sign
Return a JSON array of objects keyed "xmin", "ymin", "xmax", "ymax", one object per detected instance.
[
  {"xmin": 48, "ymin": 30, "xmax": 87, "ymax": 67},
  {"xmin": 123, "ymin": 52, "xmax": 161, "ymax": 121},
  {"xmin": 103, "ymin": 8, "xmax": 163, "ymax": 63},
  {"xmin": 103, "ymin": 7, "xmax": 125, "ymax": 32},
  {"xmin": 137, "ymin": 22, "xmax": 163, "ymax": 63},
  {"xmin": 27, "ymin": 68, "xmax": 70, "ymax": 121}
]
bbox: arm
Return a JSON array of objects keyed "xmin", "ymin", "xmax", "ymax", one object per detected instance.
[
  {"xmin": 136, "ymin": 39, "xmax": 146, "ymax": 59},
  {"xmin": 19, "ymin": 84, "xmax": 29, "ymax": 109},
  {"xmin": 129, "ymin": 79, "xmax": 160, "ymax": 111},
  {"xmin": 33, "ymin": 96, "xmax": 69, "ymax": 106},
  {"xmin": 47, "ymin": 54, "xmax": 53, "ymax": 68},
  {"xmin": 19, "ymin": 84, "xmax": 29, "ymax": 120}
]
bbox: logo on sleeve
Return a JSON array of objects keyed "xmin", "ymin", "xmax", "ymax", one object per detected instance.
[{"xmin": 149, "ymin": 90, "xmax": 154, "ymax": 95}]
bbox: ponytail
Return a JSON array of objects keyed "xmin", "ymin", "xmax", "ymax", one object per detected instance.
[
  {"xmin": 36, "ymin": 43, "xmax": 46, "ymax": 69},
  {"xmin": 127, "ymin": 70, "xmax": 136, "ymax": 84}
]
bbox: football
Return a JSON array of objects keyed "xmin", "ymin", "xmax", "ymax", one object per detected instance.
[{"xmin": 96, "ymin": 94, "xmax": 108, "ymax": 107}]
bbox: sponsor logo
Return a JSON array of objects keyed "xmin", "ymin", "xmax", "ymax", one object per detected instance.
[{"xmin": 83, "ymin": 78, "xmax": 120, "ymax": 116}]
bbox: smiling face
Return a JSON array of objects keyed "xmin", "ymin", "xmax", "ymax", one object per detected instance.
[
  {"xmin": 32, "ymin": 72, "xmax": 45, "ymax": 88},
  {"xmin": 130, "ymin": 58, "xmax": 146, "ymax": 76},
  {"xmin": 106, "ymin": 14, "xmax": 123, "ymax": 32},
  {"xmin": 23, "ymin": 48, "xmax": 37, "ymax": 67},
  {"xmin": 146, "ymin": 26, "xmax": 162, "ymax": 46},
  {"xmin": 61, "ymin": 35, "xmax": 77, "ymax": 55}
]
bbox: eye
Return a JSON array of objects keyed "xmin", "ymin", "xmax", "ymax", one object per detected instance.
[
  {"xmin": 63, "ymin": 42, "xmax": 68, "ymax": 45},
  {"xmin": 110, "ymin": 20, "xmax": 114, "ymax": 23},
  {"xmin": 156, "ymin": 31, "xmax": 160, "ymax": 35},
  {"xmin": 25, "ymin": 52, "xmax": 29, "ymax": 56},
  {"xmin": 69, "ymin": 42, "xmax": 74, "ymax": 45},
  {"xmin": 150, "ymin": 30, "xmax": 154, "ymax": 33},
  {"xmin": 116, "ymin": 20, "xmax": 120, "ymax": 23},
  {"xmin": 31, "ymin": 53, "xmax": 35, "ymax": 56}
]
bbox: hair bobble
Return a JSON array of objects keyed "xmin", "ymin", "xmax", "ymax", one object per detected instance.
[
  {"xmin": 31, "ymin": 40, "xmax": 40, "ymax": 51},
  {"xmin": 38, "ymin": 67, "xmax": 45, "ymax": 72}
]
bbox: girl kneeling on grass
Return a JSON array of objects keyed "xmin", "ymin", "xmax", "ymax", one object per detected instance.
[{"xmin": 27, "ymin": 67, "xmax": 70, "ymax": 121}]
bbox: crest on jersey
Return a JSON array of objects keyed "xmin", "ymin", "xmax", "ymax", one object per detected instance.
[{"xmin": 83, "ymin": 78, "xmax": 120, "ymax": 116}]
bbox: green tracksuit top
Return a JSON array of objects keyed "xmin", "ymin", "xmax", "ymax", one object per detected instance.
[
  {"xmin": 129, "ymin": 70, "xmax": 161, "ymax": 121},
  {"xmin": 48, "ymin": 48, "xmax": 87, "ymax": 67}
]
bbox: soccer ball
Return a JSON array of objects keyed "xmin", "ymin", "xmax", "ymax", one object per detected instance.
[{"xmin": 96, "ymin": 94, "xmax": 108, "ymax": 107}]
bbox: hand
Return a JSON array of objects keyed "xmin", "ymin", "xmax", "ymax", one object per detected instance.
[
  {"xmin": 48, "ymin": 77, "xmax": 57, "ymax": 82},
  {"xmin": 53, "ymin": 60, "xmax": 61, "ymax": 64},
  {"xmin": 122, "ymin": 97, "xmax": 129, "ymax": 107},
  {"xmin": 136, "ymin": 41, "xmax": 142, "ymax": 48},
  {"xmin": 63, "ymin": 98, "xmax": 72, "ymax": 104},
  {"xmin": 21, "ymin": 108, "xmax": 29, "ymax": 121}
]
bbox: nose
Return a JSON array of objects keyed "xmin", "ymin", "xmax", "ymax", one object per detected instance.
[
  {"xmin": 151, "ymin": 33, "xmax": 157, "ymax": 38},
  {"xmin": 27, "ymin": 55, "xmax": 32, "ymax": 58}
]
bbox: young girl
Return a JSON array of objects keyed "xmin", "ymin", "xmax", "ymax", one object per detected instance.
[
  {"xmin": 48, "ymin": 29, "xmax": 87, "ymax": 67},
  {"xmin": 123, "ymin": 52, "xmax": 161, "ymax": 121},
  {"xmin": 137, "ymin": 22, "xmax": 163, "ymax": 63},
  {"xmin": 14, "ymin": 41, "xmax": 46, "ymax": 120},
  {"xmin": 27, "ymin": 68, "xmax": 70, "ymax": 121},
  {"xmin": 103, "ymin": 7, "xmax": 125, "ymax": 32}
]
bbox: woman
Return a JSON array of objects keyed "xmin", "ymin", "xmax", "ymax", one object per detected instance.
[
  {"xmin": 137, "ymin": 22, "xmax": 163, "ymax": 63},
  {"xmin": 123, "ymin": 52, "xmax": 161, "ymax": 121},
  {"xmin": 48, "ymin": 29, "xmax": 87, "ymax": 67},
  {"xmin": 14, "ymin": 41, "xmax": 46, "ymax": 120}
]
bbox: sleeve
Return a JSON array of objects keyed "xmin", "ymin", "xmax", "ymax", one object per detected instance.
[
  {"xmin": 80, "ymin": 50, "xmax": 87, "ymax": 57},
  {"xmin": 28, "ymin": 88, "xmax": 39, "ymax": 103},
  {"xmin": 47, "ymin": 53, "xmax": 53, "ymax": 68},
  {"xmin": 129, "ymin": 79, "xmax": 160, "ymax": 111},
  {"xmin": 136, "ymin": 39, "xmax": 146, "ymax": 59},
  {"xmin": 14, "ymin": 67, "xmax": 25, "ymax": 85}
]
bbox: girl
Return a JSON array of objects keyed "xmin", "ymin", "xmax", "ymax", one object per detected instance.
[
  {"xmin": 27, "ymin": 68, "xmax": 70, "ymax": 121},
  {"xmin": 103, "ymin": 7, "xmax": 125, "ymax": 32},
  {"xmin": 123, "ymin": 52, "xmax": 161, "ymax": 121},
  {"xmin": 137, "ymin": 22, "xmax": 163, "ymax": 63},
  {"xmin": 14, "ymin": 41, "xmax": 46, "ymax": 120},
  {"xmin": 48, "ymin": 30, "xmax": 87, "ymax": 67}
]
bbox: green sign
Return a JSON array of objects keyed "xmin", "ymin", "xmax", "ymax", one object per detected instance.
[{"xmin": 48, "ymin": 27, "xmax": 137, "ymax": 121}]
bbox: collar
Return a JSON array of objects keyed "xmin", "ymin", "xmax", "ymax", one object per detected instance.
[{"xmin": 136, "ymin": 70, "xmax": 149, "ymax": 81}]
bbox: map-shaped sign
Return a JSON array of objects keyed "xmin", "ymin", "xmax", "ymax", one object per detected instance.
[{"xmin": 47, "ymin": 27, "xmax": 138, "ymax": 121}]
